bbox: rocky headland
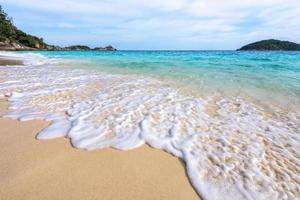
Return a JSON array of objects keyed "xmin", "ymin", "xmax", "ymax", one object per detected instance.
[{"xmin": 0, "ymin": 6, "xmax": 116, "ymax": 51}]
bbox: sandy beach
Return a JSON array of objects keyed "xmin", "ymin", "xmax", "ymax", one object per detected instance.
[
  {"xmin": 1, "ymin": 47, "xmax": 300, "ymax": 200},
  {"xmin": 0, "ymin": 94, "xmax": 200, "ymax": 200},
  {"xmin": 1, "ymin": 0, "xmax": 300, "ymax": 198}
]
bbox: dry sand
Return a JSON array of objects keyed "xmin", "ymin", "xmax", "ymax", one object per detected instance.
[{"xmin": 0, "ymin": 97, "xmax": 200, "ymax": 200}]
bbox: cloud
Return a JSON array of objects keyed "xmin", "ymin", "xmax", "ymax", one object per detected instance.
[{"xmin": 1, "ymin": 0, "xmax": 300, "ymax": 49}]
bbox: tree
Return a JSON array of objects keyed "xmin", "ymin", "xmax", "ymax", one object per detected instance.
[{"xmin": 0, "ymin": 5, "xmax": 50, "ymax": 48}]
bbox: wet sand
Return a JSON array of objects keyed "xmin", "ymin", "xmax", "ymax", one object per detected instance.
[
  {"xmin": 0, "ymin": 56, "xmax": 23, "ymax": 66},
  {"xmin": 0, "ymin": 97, "xmax": 200, "ymax": 200}
]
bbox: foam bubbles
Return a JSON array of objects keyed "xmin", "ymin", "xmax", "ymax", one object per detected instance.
[{"xmin": 0, "ymin": 53, "xmax": 300, "ymax": 200}]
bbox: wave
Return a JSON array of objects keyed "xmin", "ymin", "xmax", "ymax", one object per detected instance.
[{"xmin": 0, "ymin": 52, "xmax": 300, "ymax": 200}]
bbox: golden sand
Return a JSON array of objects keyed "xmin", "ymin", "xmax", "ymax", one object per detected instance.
[{"xmin": 0, "ymin": 98, "xmax": 200, "ymax": 200}]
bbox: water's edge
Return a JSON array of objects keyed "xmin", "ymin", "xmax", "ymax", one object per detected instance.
[{"xmin": 0, "ymin": 51, "xmax": 299, "ymax": 200}]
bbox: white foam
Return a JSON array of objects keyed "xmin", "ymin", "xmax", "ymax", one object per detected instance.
[
  {"xmin": 0, "ymin": 52, "xmax": 300, "ymax": 200},
  {"xmin": 0, "ymin": 51, "xmax": 69, "ymax": 66},
  {"xmin": 37, "ymin": 119, "xmax": 70, "ymax": 139}
]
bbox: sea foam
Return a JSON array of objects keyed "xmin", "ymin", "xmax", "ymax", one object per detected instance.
[{"xmin": 0, "ymin": 52, "xmax": 299, "ymax": 200}]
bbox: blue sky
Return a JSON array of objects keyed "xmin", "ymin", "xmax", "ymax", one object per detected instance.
[{"xmin": 1, "ymin": 0, "xmax": 300, "ymax": 50}]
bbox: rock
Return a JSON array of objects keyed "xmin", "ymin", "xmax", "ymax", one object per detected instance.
[{"xmin": 35, "ymin": 43, "xmax": 40, "ymax": 49}]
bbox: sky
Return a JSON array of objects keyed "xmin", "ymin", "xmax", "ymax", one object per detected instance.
[{"xmin": 1, "ymin": 0, "xmax": 300, "ymax": 50}]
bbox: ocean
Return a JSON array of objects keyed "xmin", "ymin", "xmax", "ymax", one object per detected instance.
[{"xmin": 0, "ymin": 50, "xmax": 300, "ymax": 200}]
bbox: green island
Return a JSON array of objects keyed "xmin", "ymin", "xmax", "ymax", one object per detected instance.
[{"xmin": 238, "ymin": 39, "xmax": 300, "ymax": 51}]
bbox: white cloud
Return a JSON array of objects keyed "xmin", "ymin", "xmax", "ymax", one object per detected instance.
[{"xmin": 1, "ymin": 0, "xmax": 300, "ymax": 49}]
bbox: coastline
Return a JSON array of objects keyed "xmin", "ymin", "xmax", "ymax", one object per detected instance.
[
  {"xmin": 1, "ymin": 1, "xmax": 300, "ymax": 198},
  {"xmin": 0, "ymin": 94, "xmax": 200, "ymax": 200},
  {"xmin": 1, "ymin": 51, "xmax": 300, "ymax": 199}
]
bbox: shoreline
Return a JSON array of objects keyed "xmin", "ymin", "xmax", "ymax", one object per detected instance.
[
  {"xmin": 0, "ymin": 93, "xmax": 200, "ymax": 200},
  {"xmin": 1, "ymin": 51, "xmax": 300, "ymax": 199}
]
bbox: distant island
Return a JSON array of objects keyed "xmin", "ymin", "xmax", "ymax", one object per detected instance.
[
  {"xmin": 0, "ymin": 6, "xmax": 116, "ymax": 51},
  {"xmin": 63, "ymin": 45, "xmax": 116, "ymax": 51},
  {"xmin": 238, "ymin": 39, "xmax": 300, "ymax": 51}
]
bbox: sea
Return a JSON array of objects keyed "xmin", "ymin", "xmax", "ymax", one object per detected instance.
[{"xmin": 0, "ymin": 50, "xmax": 300, "ymax": 200}]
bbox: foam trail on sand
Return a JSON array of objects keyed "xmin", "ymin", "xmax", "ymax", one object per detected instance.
[{"xmin": 0, "ymin": 52, "xmax": 300, "ymax": 200}]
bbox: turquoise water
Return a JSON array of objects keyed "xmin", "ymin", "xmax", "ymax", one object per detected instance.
[{"xmin": 24, "ymin": 50, "xmax": 300, "ymax": 109}]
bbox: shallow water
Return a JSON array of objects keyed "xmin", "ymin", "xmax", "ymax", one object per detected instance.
[{"xmin": 0, "ymin": 50, "xmax": 300, "ymax": 200}]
